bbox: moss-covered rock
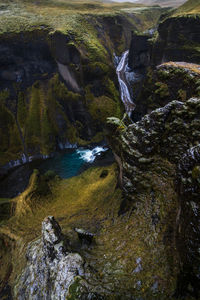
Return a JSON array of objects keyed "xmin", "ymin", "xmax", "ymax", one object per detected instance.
[
  {"xmin": 107, "ymin": 98, "xmax": 200, "ymax": 298},
  {"xmin": 151, "ymin": 15, "xmax": 200, "ymax": 66},
  {"xmin": 133, "ymin": 62, "xmax": 200, "ymax": 120}
]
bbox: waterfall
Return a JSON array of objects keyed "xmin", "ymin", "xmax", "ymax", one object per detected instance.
[{"xmin": 116, "ymin": 50, "xmax": 135, "ymax": 117}]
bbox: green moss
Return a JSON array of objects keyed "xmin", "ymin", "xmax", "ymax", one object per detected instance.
[
  {"xmin": 157, "ymin": 69, "xmax": 170, "ymax": 80},
  {"xmin": 88, "ymin": 95, "xmax": 121, "ymax": 124},
  {"xmin": 41, "ymin": 108, "xmax": 55, "ymax": 154},
  {"xmin": 85, "ymin": 61, "xmax": 110, "ymax": 78},
  {"xmin": 104, "ymin": 78, "xmax": 120, "ymax": 102},
  {"xmin": 0, "ymin": 89, "xmax": 9, "ymax": 105},
  {"xmin": 17, "ymin": 91, "xmax": 27, "ymax": 129},
  {"xmin": 196, "ymin": 85, "xmax": 200, "ymax": 96},
  {"xmin": 0, "ymin": 103, "xmax": 23, "ymax": 165},
  {"xmin": 192, "ymin": 166, "xmax": 200, "ymax": 180},
  {"xmin": 26, "ymin": 84, "xmax": 41, "ymax": 148},
  {"xmin": 155, "ymin": 82, "xmax": 170, "ymax": 98},
  {"xmin": 66, "ymin": 125, "xmax": 78, "ymax": 144},
  {"xmin": 66, "ymin": 277, "xmax": 83, "ymax": 300},
  {"xmin": 22, "ymin": 76, "xmax": 83, "ymax": 154},
  {"xmin": 0, "ymin": 198, "xmax": 12, "ymax": 223},
  {"xmin": 178, "ymin": 89, "xmax": 187, "ymax": 101}
]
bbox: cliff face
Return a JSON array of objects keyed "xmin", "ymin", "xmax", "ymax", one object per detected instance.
[
  {"xmin": 132, "ymin": 62, "xmax": 200, "ymax": 120},
  {"xmin": 0, "ymin": 1, "xmax": 165, "ymax": 172},
  {"xmin": 128, "ymin": 33, "xmax": 150, "ymax": 72},
  {"xmin": 0, "ymin": 17, "xmax": 126, "ymax": 172},
  {"xmin": 128, "ymin": 13, "xmax": 200, "ymax": 75},
  {"xmin": 151, "ymin": 15, "xmax": 200, "ymax": 65},
  {"xmin": 107, "ymin": 98, "xmax": 200, "ymax": 297}
]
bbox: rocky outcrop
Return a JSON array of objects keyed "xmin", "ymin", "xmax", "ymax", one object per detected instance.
[
  {"xmin": 132, "ymin": 62, "xmax": 200, "ymax": 121},
  {"xmin": 107, "ymin": 98, "xmax": 200, "ymax": 297},
  {"xmin": 108, "ymin": 98, "xmax": 200, "ymax": 194},
  {"xmin": 151, "ymin": 15, "xmax": 200, "ymax": 65},
  {"xmin": 14, "ymin": 216, "xmax": 92, "ymax": 300},
  {"xmin": 175, "ymin": 144, "xmax": 200, "ymax": 297}
]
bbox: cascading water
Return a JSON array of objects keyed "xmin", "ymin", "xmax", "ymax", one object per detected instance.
[{"xmin": 116, "ymin": 50, "xmax": 135, "ymax": 117}]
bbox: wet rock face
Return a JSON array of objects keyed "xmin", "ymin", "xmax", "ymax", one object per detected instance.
[{"xmin": 15, "ymin": 216, "xmax": 85, "ymax": 300}]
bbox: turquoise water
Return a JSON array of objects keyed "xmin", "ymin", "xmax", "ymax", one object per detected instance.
[
  {"xmin": 0, "ymin": 146, "xmax": 110, "ymax": 198},
  {"xmin": 38, "ymin": 146, "xmax": 108, "ymax": 178}
]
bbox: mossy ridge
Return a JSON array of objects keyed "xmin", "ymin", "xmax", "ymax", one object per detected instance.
[
  {"xmin": 15, "ymin": 75, "xmax": 90, "ymax": 155},
  {"xmin": 0, "ymin": 198, "xmax": 12, "ymax": 223},
  {"xmin": 133, "ymin": 63, "xmax": 200, "ymax": 119},
  {"xmin": 1, "ymin": 164, "xmax": 121, "ymax": 289},
  {"xmin": 0, "ymin": 159, "xmax": 181, "ymax": 298},
  {"xmin": 85, "ymin": 83, "xmax": 122, "ymax": 126},
  {"xmin": 173, "ymin": 0, "xmax": 200, "ymax": 16},
  {"xmin": 0, "ymin": 101, "xmax": 23, "ymax": 166},
  {"xmin": 0, "ymin": 0, "xmax": 165, "ymax": 57}
]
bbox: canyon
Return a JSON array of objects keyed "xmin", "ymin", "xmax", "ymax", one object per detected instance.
[{"xmin": 0, "ymin": 0, "xmax": 200, "ymax": 299}]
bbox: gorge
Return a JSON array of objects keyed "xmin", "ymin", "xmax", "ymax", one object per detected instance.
[{"xmin": 0, "ymin": 0, "xmax": 200, "ymax": 299}]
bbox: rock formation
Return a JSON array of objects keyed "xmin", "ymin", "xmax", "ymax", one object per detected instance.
[
  {"xmin": 15, "ymin": 216, "xmax": 86, "ymax": 300},
  {"xmin": 107, "ymin": 98, "xmax": 200, "ymax": 297}
]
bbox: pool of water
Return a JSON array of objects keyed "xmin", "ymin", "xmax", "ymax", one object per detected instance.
[
  {"xmin": 38, "ymin": 146, "xmax": 108, "ymax": 178},
  {"xmin": 0, "ymin": 146, "xmax": 113, "ymax": 198}
]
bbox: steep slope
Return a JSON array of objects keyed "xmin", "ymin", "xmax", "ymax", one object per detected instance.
[
  {"xmin": 174, "ymin": 0, "xmax": 200, "ymax": 15},
  {"xmin": 151, "ymin": 14, "xmax": 200, "ymax": 65},
  {"xmin": 132, "ymin": 62, "xmax": 200, "ymax": 120},
  {"xmin": 107, "ymin": 98, "xmax": 200, "ymax": 298},
  {"xmin": 0, "ymin": 0, "xmax": 163, "ymax": 174},
  {"xmin": 1, "ymin": 98, "xmax": 200, "ymax": 299}
]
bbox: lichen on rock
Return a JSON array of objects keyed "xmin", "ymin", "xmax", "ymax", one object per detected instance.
[{"xmin": 15, "ymin": 216, "xmax": 86, "ymax": 300}]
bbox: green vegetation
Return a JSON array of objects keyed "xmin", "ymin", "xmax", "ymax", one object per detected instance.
[
  {"xmin": 0, "ymin": 0, "xmax": 166, "ymax": 166},
  {"xmin": 85, "ymin": 83, "xmax": 122, "ymax": 125},
  {"xmin": 192, "ymin": 165, "xmax": 200, "ymax": 180},
  {"xmin": 0, "ymin": 102, "xmax": 23, "ymax": 165},
  {"xmin": 134, "ymin": 63, "xmax": 200, "ymax": 116},
  {"xmin": 17, "ymin": 92, "xmax": 27, "ymax": 129},
  {"xmin": 88, "ymin": 95, "xmax": 121, "ymax": 123},
  {"xmin": 0, "ymin": 0, "xmax": 164, "ymax": 43},
  {"xmin": 155, "ymin": 82, "xmax": 170, "ymax": 98},
  {"xmin": 0, "ymin": 90, "xmax": 9, "ymax": 105},
  {"xmin": 0, "ymin": 157, "xmax": 180, "ymax": 297},
  {"xmin": 0, "ymin": 198, "xmax": 12, "ymax": 222},
  {"xmin": 174, "ymin": 0, "xmax": 200, "ymax": 16},
  {"xmin": 3, "ymin": 163, "xmax": 121, "ymax": 247}
]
